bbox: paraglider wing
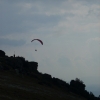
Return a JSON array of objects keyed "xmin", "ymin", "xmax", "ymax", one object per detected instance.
[{"xmin": 31, "ymin": 39, "xmax": 43, "ymax": 45}]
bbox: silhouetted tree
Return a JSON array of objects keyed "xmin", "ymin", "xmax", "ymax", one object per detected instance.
[
  {"xmin": 70, "ymin": 78, "xmax": 86, "ymax": 96},
  {"xmin": 0, "ymin": 50, "xmax": 5, "ymax": 57},
  {"xmin": 70, "ymin": 78, "xmax": 85, "ymax": 90},
  {"xmin": 88, "ymin": 92, "xmax": 95, "ymax": 100}
]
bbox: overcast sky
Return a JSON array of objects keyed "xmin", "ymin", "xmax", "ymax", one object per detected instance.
[{"xmin": 0, "ymin": 0, "xmax": 100, "ymax": 97}]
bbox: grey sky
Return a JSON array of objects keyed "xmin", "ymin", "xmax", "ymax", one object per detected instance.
[{"xmin": 0, "ymin": 0, "xmax": 100, "ymax": 97}]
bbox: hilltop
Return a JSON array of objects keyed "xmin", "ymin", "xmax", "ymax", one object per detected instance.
[{"xmin": 0, "ymin": 50, "xmax": 100, "ymax": 100}]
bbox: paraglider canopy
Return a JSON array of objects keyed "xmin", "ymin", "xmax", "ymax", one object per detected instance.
[{"xmin": 31, "ymin": 39, "xmax": 43, "ymax": 45}]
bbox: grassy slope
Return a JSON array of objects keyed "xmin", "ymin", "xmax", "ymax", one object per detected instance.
[{"xmin": 0, "ymin": 70, "xmax": 87, "ymax": 100}]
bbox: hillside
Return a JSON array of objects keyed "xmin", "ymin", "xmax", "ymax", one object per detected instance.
[
  {"xmin": 0, "ymin": 70, "xmax": 87, "ymax": 100},
  {"xmin": 0, "ymin": 50, "xmax": 100, "ymax": 100}
]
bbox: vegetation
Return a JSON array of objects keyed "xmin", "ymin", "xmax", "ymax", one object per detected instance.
[{"xmin": 0, "ymin": 50, "xmax": 100, "ymax": 100}]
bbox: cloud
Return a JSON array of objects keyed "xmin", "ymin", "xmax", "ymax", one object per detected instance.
[
  {"xmin": 0, "ymin": 0, "xmax": 63, "ymax": 36},
  {"xmin": 58, "ymin": 56, "xmax": 72, "ymax": 67},
  {"xmin": 1, "ymin": 0, "xmax": 99, "ymax": 38},
  {"xmin": 0, "ymin": 38, "xmax": 26, "ymax": 46},
  {"xmin": 88, "ymin": 37, "xmax": 100, "ymax": 42}
]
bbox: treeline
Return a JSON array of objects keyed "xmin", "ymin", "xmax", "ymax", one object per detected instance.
[
  {"xmin": 0, "ymin": 50, "xmax": 100, "ymax": 100},
  {"xmin": 0, "ymin": 50, "xmax": 38, "ymax": 74},
  {"xmin": 70, "ymin": 78, "xmax": 100, "ymax": 100},
  {"xmin": 40, "ymin": 75, "xmax": 100, "ymax": 100}
]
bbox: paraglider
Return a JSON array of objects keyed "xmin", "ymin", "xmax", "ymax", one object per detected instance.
[
  {"xmin": 31, "ymin": 39, "xmax": 43, "ymax": 45},
  {"xmin": 31, "ymin": 39, "xmax": 43, "ymax": 51}
]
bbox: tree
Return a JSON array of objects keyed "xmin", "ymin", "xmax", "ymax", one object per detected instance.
[
  {"xmin": 0, "ymin": 50, "xmax": 5, "ymax": 57},
  {"xmin": 70, "ymin": 78, "xmax": 85, "ymax": 90},
  {"xmin": 89, "ymin": 92, "xmax": 95, "ymax": 100}
]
